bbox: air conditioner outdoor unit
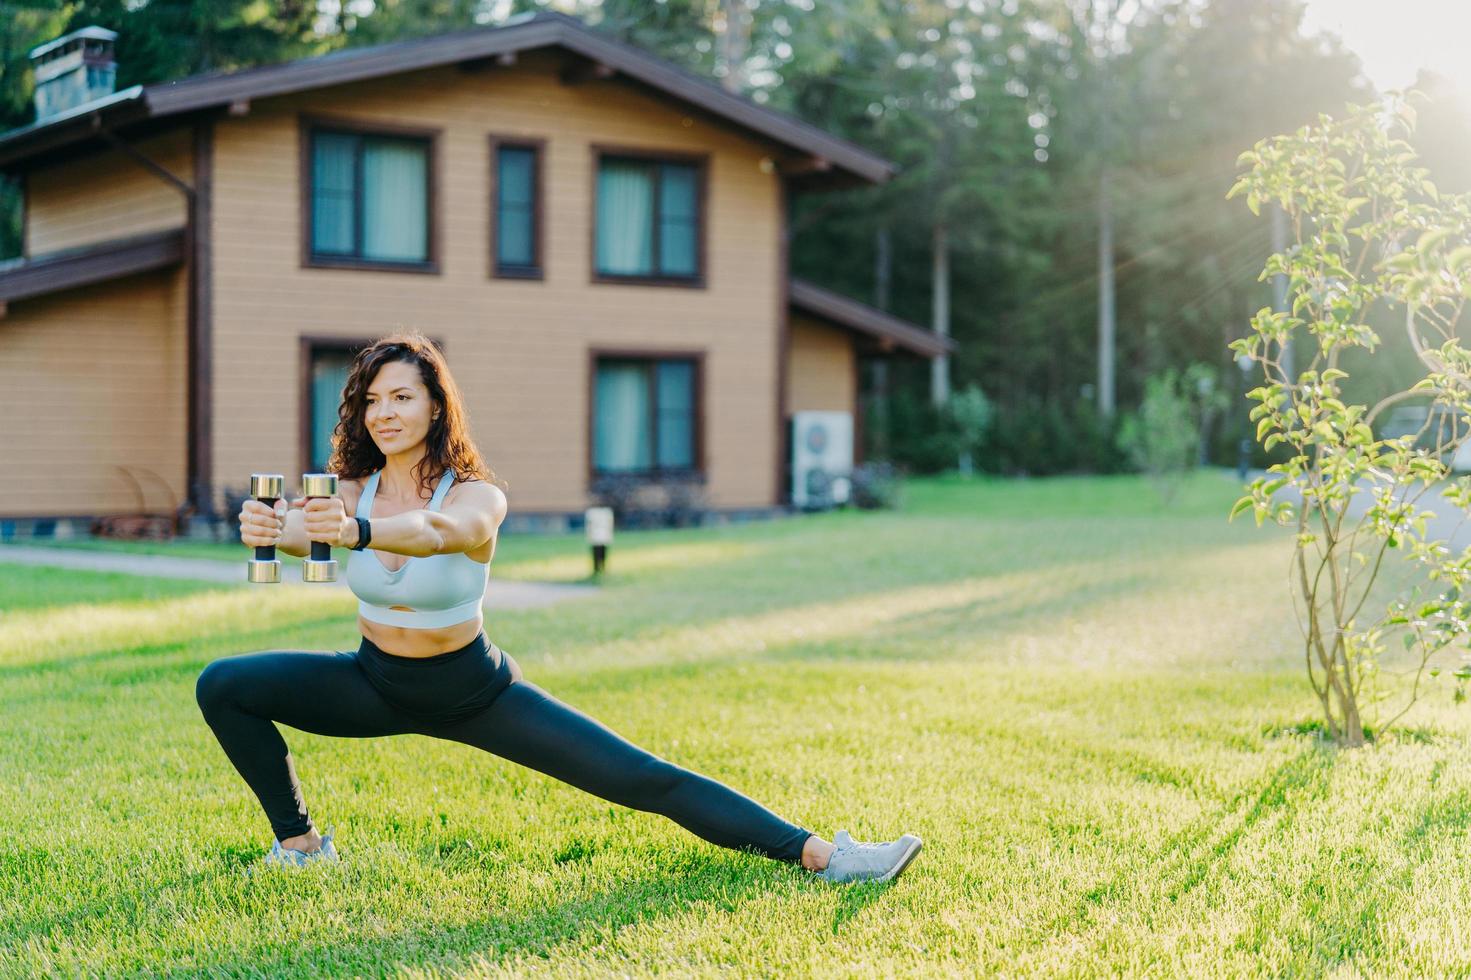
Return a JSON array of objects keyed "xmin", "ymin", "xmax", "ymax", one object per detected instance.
[{"xmin": 791, "ymin": 410, "xmax": 853, "ymax": 510}]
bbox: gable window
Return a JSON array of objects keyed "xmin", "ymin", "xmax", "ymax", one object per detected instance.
[
  {"xmin": 592, "ymin": 354, "xmax": 700, "ymax": 474},
  {"xmin": 490, "ymin": 138, "xmax": 543, "ymax": 279},
  {"xmin": 304, "ymin": 120, "xmax": 437, "ymax": 272},
  {"xmin": 593, "ymin": 151, "xmax": 704, "ymax": 285}
]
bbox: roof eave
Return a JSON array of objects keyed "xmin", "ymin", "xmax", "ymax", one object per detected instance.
[
  {"xmin": 789, "ymin": 277, "xmax": 955, "ymax": 358},
  {"xmin": 0, "ymin": 15, "xmax": 894, "ymax": 186},
  {"xmin": 0, "ymin": 228, "xmax": 186, "ymax": 303}
]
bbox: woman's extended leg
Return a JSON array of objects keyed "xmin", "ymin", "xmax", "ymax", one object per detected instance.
[
  {"xmin": 428, "ymin": 673, "xmax": 814, "ymax": 864},
  {"xmin": 195, "ymin": 650, "xmax": 417, "ymax": 842}
]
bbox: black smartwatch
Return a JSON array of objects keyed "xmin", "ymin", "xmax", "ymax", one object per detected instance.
[{"xmin": 351, "ymin": 517, "xmax": 372, "ymax": 551}]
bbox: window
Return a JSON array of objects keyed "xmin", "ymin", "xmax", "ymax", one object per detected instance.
[
  {"xmin": 491, "ymin": 139, "xmax": 543, "ymax": 278},
  {"xmin": 304, "ymin": 121, "xmax": 436, "ymax": 271},
  {"xmin": 592, "ymin": 355, "xmax": 700, "ymax": 474},
  {"xmin": 593, "ymin": 152, "xmax": 704, "ymax": 284}
]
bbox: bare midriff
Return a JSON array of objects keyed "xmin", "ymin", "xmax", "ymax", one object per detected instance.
[
  {"xmin": 353, "ymin": 521, "xmax": 496, "ymax": 658},
  {"xmin": 358, "ymin": 613, "xmax": 484, "ymax": 658}
]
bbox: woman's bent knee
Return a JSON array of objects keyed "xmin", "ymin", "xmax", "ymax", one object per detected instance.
[{"xmin": 195, "ymin": 656, "xmax": 249, "ymax": 713}]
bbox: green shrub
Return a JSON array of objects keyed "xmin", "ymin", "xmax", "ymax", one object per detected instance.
[{"xmin": 1118, "ymin": 363, "xmax": 1226, "ymax": 504}]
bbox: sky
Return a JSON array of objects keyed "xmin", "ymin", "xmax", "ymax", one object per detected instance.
[{"xmin": 1301, "ymin": 0, "xmax": 1471, "ymax": 94}]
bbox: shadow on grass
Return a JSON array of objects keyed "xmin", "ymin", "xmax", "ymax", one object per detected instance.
[
  {"xmin": 5, "ymin": 844, "xmax": 893, "ymax": 974},
  {"xmin": 1, "ymin": 547, "xmax": 1169, "ymax": 710},
  {"xmin": 529, "ymin": 568, "xmax": 1170, "ymax": 697},
  {"xmin": 1263, "ymin": 719, "xmax": 1444, "ymax": 746},
  {"xmin": 1047, "ymin": 745, "xmax": 1337, "ymax": 936},
  {"xmin": 0, "ymin": 612, "xmax": 357, "ymax": 685},
  {"xmin": 1222, "ymin": 759, "xmax": 1471, "ymax": 970}
]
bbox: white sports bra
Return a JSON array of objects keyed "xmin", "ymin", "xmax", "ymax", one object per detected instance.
[{"xmin": 345, "ymin": 470, "xmax": 490, "ymax": 629}]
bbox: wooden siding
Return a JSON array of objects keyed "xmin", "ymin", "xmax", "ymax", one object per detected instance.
[
  {"xmin": 0, "ymin": 268, "xmax": 188, "ymax": 516},
  {"xmin": 25, "ymin": 130, "xmax": 192, "ymax": 255},
  {"xmin": 787, "ymin": 312, "xmax": 856, "ymax": 416},
  {"xmin": 210, "ymin": 52, "xmax": 783, "ymax": 512}
]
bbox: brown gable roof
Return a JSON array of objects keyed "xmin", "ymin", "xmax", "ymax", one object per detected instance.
[
  {"xmin": 789, "ymin": 278, "xmax": 954, "ymax": 358},
  {"xmin": 0, "ymin": 12, "xmax": 894, "ymax": 187},
  {"xmin": 0, "ymin": 228, "xmax": 184, "ymax": 303}
]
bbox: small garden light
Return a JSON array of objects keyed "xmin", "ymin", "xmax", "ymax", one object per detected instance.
[{"xmin": 585, "ymin": 506, "xmax": 613, "ymax": 575}]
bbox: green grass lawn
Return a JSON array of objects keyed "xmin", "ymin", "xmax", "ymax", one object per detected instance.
[
  {"xmin": 7, "ymin": 469, "xmax": 1471, "ymax": 976},
  {"xmin": 21, "ymin": 527, "xmax": 593, "ymax": 581}
]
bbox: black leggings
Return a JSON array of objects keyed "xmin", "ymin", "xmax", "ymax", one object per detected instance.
[{"xmin": 194, "ymin": 632, "xmax": 813, "ymax": 864}]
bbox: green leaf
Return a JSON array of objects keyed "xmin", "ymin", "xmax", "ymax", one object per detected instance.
[
  {"xmin": 1446, "ymin": 245, "xmax": 1471, "ymax": 271},
  {"xmin": 1418, "ymin": 228, "xmax": 1454, "ymax": 254}
]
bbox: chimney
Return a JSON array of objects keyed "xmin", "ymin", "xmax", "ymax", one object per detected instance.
[{"xmin": 29, "ymin": 26, "xmax": 118, "ymax": 121}]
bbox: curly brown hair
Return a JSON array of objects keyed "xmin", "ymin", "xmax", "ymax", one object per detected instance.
[{"xmin": 326, "ymin": 332, "xmax": 495, "ymax": 497}]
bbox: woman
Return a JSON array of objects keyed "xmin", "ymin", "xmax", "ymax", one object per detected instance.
[{"xmin": 196, "ymin": 332, "xmax": 922, "ymax": 884}]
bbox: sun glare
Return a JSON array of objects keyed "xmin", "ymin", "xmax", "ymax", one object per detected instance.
[{"xmin": 1304, "ymin": 0, "xmax": 1471, "ymax": 97}]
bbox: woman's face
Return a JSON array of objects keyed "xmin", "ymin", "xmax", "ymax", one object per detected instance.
[{"xmin": 364, "ymin": 359, "xmax": 437, "ymax": 457}]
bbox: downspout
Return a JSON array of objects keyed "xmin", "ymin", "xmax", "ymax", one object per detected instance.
[
  {"xmin": 775, "ymin": 178, "xmax": 791, "ymax": 508},
  {"xmin": 94, "ymin": 118, "xmax": 212, "ymax": 528}
]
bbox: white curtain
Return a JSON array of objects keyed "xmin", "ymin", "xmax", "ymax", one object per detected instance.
[
  {"xmin": 596, "ymin": 363, "xmax": 651, "ymax": 471},
  {"xmin": 311, "ymin": 133, "xmax": 356, "ymax": 255},
  {"xmin": 363, "ymin": 138, "xmax": 428, "ymax": 262},
  {"xmin": 596, "ymin": 161, "xmax": 653, "ymax": 275}
]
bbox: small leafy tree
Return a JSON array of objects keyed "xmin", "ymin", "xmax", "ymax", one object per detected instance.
[
  {"xmin": 1119, "ymin": 363, "xmax": 1226, "ymax": 504},
  {"xmin": 948, "ymin": 384, "xmax": 993, "ymax": 477},
  {"xmin": 1229, "ymin": 95, "xmax": 1471, "ymax": 747}
]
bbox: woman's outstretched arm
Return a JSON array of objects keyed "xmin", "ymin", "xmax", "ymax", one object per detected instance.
[{"xmin": 302, "ymin": 482, "xmax": 506, "ymax": 558}]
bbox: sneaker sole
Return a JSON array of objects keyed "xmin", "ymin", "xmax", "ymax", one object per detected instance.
[{"xmin": 875, "ymin": 835, "xmax": 923, "ymax": 883}]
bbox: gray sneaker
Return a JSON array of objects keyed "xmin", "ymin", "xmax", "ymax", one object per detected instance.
[
  {"xmin": 817, "ymin": 829, "xmax": 923, "ymax": 884},
  {"xmin": 260, "ymin": 825, "xmax": 339, "ymax": 869}
]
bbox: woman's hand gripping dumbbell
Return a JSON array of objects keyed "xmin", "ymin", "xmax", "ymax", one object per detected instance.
[
  {"xmin": 241, "ymin": 473, "xmax": 352, "ymax": 583},
  {"xmin": 243, "ymin": 474, "xmax": 286, "ymax": 583},
  {"xmin": 300, "ymin": 472, "xmax": 345, "ymax": 583}
]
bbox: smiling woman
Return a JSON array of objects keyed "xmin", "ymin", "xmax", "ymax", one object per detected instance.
[{"xmin": 194, "ymin": 331, "xmax": 923, "ymax": 883}]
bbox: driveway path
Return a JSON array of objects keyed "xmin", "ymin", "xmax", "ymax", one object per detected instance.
[{"xmin": 0, "ymin": 545, "xmax": 597, "ymax": 610}]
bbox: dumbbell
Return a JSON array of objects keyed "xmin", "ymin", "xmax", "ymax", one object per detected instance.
[
  {"xmin": 301, "ymin": 472, "xmax": 340, "ymax": 583},
  {"xmin": 246, "ymin": 474, "xmax": 286, "ymax": 583}
]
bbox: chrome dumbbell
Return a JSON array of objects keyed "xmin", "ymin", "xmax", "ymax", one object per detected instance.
[
  {"xmin": 301, "ymin": 472, "xmax": 340, "ymax": 583},
  {"xmin": 247, "ymin": 473, "xmax": 285, "ymax": 584}
]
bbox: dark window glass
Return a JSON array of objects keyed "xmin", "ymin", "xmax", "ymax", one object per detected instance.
[{"xmin": 495, "ymin": 145, "xmax": 538, "ymax": 271}]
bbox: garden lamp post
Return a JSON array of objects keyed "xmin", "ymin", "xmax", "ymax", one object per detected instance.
[{"xmin": 586, "ymin": 506, "xmax": 613, "ymax": 575}]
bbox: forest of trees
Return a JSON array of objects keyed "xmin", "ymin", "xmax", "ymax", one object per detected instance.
[{"xmin": 5, "ymin": 0, "xmax": 1470, "ymax": 476}]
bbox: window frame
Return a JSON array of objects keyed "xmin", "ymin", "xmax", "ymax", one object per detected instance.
[
  {"xmin": 488, "ymin": 135, "xmax": 545, "ymax": 280},
  {"xmin": 587, "ymin": 348, "xmax": 706, "ymax": 482},
  {"xmin": 589, "ymin": 145, "xmax": 708, "ymax": 289},
  {"xmin": 299, "ymin": 335, "xmax": 447, "ymax": 477},
  {"xmin": 299, "ymin": 114, "xmax": 441, "ymax": 275}
]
